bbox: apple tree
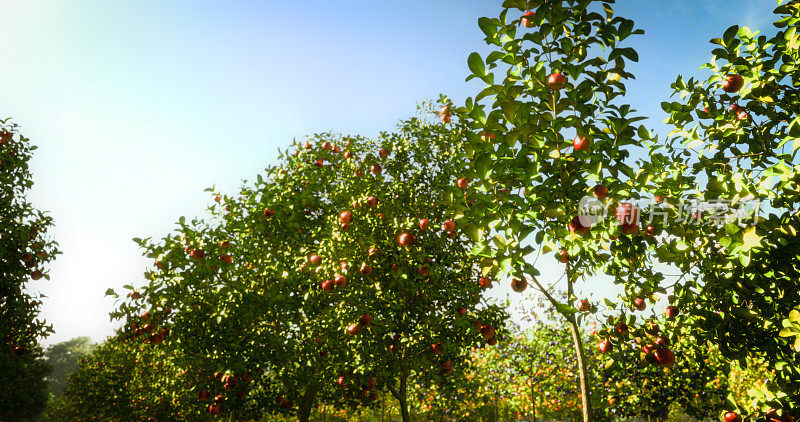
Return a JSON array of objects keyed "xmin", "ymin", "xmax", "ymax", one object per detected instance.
[
  {"xmin": 451, "ymin": 1, "xmax": 652, "ymax": 420},
  {"xmin": 640, "ymin": 0, "xmax": 800, "ymax": 418},
  {"xmin": 0, "ymin": 119, "xmax": 59, "ymax": 420},
  {"xmin": 107, "ymin": 105, "xmax": 506, "ymax": 422}
]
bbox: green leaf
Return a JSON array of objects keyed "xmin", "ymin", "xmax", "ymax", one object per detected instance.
[{"xmin": 468, "ymin": 52, "xmax": 486, "ymax": 77}]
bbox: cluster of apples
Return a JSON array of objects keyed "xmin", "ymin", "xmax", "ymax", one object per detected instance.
[
  {"xmin": 336, "ymin": 370, "xmax": 379, "ymax": 403},
  {"xmin": 597, "ymin": 299, "xmax": 679, "ymax": 369},
  {"xmin": 702, "ymin": 73, "xmax": 747, "ymax": 121},
  {"xmin": 197, "ymin": 371, "xmax": 254, "ymax": 415},
  {"xmin": 121, "ymin": 308, "xmax": 172, "ymax": 345}
]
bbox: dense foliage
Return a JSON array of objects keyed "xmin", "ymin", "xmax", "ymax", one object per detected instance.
[{"xmin": 0, "ymin": 119, "xmax": 59, "ymax": 421}]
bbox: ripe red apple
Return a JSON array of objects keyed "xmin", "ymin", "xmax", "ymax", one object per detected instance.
[
  {"xmin": 347, "ymin": 323, "xmax": 360, "ymax": 336},
  {"xmin": 379, "ymin": 148, "xmax": 389, "ymax": 158},
  {"xmin": 573, "ymin": 135, "xmax": 590, "ymax": 151},
  {"xmin": 594, "ymin": 185, "xmax": 608, "ymax": 199},
  {"xmin": 633, "ymin": 298, "xmax": 646, "ymax": 311},
  {"xmin": 721, "ymin": 73, "xmax": 744, "ymax": 93},
  {"xmin": 480, "ymin": 325, "xmax": 496, "ymax": 340},
  {"xmin": 457, "ymin": 178, "xmax": 469, "ymax": 189},
  {"xmin": 360, "ymin": 264, "xmax": 372, "ymax": 276},
  {"xmin": 359, "ymin": 314, "xmax": 373, "ymax": 327},
  {"xmin": 321, "ymin": 280, "xmax": 335, "ymax": 292},
  {"xmin": 344, "ymin": 151, "xmax": 353, "ymax": 159},
  {"xmin": 367, "ymin": 196, "xmax": 378, "ymax": 207},
  {"xmin": 665, "ymin": 305, "xmax": 679, "ymax": 319},
  {"xmin": 442, "ymin": 220, "xmax": 456, "ymax": 231},
  {"xmin": 653, "ymin": 347, "xmax": 675, "ymax": 368},
  {"xmin": 431, "ymin": 343, "xmax": 443, "ymax": 354},
  {"xmin": 340, "ymin": 222, "xmax": 350, "ymax": 230},
  {"xmin": 368, "ymin": 247, "xmax": 378, "ymax": 256},
  {"xmin": 598, "ymin": 339, "xmax": 613, "ymax": 353},
  {"xmin": 370, "ymin": 165, "xmax": 382, "ymax": 175},
  {"xmin": 654, "ymin": 195, "xmax": 664, "ymax": 203},
  {"xmin": 511, "ymin": 277, "xmax": 528, "ymax": 293},
  {"xmin": 419, "ymin": 218, "xmax": 430, "ymax": 231},
  {"xmin": 220, "ymin": 240, "xmax": 230, "ymax": 249},
  {"xmin": 479, "ymin": 276, "xmax": 492, "ymax": 289},
  {"xmin": 340, "ymin": 211, "xmax": 353, "ymax": 224},
  {"xmin": 621, "ymin": 222, "xmax": 640, "ymax": 235},
  {"xmin": 520, "ymin": 11, "xmax": 535, "ymax": 28},
  {"xmin": 547, "ymin": 72, "xmax": 568, "ymax": 90},
  {"xmin": 766, "ymin": 410, "xmax": 793, "ymax": 422},
  {"xmin": 558, "ymin": 250, "xmax": 569, "ymax": 263},
  {"xmin": 31, "ymin": 270, "xmax": 43, "ymax": 280},
  {"xmin": 569, "ymin": 215, "xmax": 591, "ymax": 236},
  {"xmin": 398, "ymin": 233, "xmax": 415, "ymax": 247},
  {"xmin": 578, "ymin": 300, "xmax": 590, "ymax": 312},
  {"xmin": 615, "ymin": 322, "xmax": 629, "ymax": 335},
  {"xmin": 208, "ymin": 403, "xmax": 222, "ymax": 415},
  {"xmin": 724, "ymin": 412, "xmax": 742, "ymax": 422},
  {"xmin": 309, "ymin": 255, "xmax": 322, "ymax": 266},
  {"xmin": 220, "ymin": 254, "xmax": 232, "ymax": 264},
  {"xmin": 264, "ymin": 208, "xmax": 275, "ymax": 218},
  {"xmin": 446, "ymin": 230, "xmax": 457, "ymax": 239},
  {"xmin": 335, "ymin": 275, "xmax": 347, "ymax": 287}
]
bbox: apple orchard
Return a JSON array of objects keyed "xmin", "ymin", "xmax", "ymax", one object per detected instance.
[{"xmin": 5, "ymin": 0, "xmax": 800, "ymax": 421}]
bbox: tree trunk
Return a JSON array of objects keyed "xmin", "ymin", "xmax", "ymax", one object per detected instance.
[
  {"xmin": 391, "ymin": 342, "xmax": 411, "ymax": 422},
  {"xmin": 530, "ymin": 382, "xmax": 536, "ymax": 422},
  {"xmin": 297, "ymin": 384, "xmax": 318, "ymax": 422},
  {"xmin": 567, "ymin": 314, "xmax": 591, "ymax": 422}
]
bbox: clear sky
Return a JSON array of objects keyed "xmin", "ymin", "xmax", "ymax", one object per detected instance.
[{"xmin": 0, "ymin": 0, "xmax": 778, "ymax": 345}]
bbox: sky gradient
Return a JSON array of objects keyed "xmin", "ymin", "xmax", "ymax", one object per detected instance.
[{"xmin": 0, "ymin": 0, "xmax": 779, "ymax": 345}]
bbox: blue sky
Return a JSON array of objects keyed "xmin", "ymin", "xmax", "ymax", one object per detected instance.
[{"xmin": 0, "ymin": 0, "xmax": 778, "ymax": 345}]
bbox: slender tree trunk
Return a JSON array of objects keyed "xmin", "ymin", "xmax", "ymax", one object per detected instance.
[
  {"xmin": 567, "ymin": 313, "xmax": 591, "ymax": 422},
  {"xmin": 297, "ymin": 384, "xmax": 318, "ymax": 422},
  {"xmin": 391, "ymin": 343, "xmax": 411, "ymax": 422},
  {"xmin": 530, "ymin": 381, "xmax": 536, "ymax": 422}
]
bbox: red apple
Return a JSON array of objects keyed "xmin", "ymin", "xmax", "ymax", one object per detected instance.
[
  {"xmin": 594, "ymin": 185, "xmax": 608, "ymax": 199},
  {"xmin": 615, "ymin": 322, "xmax": 629, "ymax": 335},
  {"xmin": 398, "ymin": 233, "xmax": 415, "ymax": 247},
  {"xmin": 653, "ymin": 347, "xmax": 675, "ymax": 368},
  {"xmin": 573, "ymin": 135, "xmax": 590, "ymax": 151},
  {"xmin": 309, "ymin": 255, "xmax": 322, "ymax": 266},
  {"xmin": 264, "ymin": 208, "xmax": 275, "ymax": 218},
  {"xmin": 511, "ymin": 277, "xmax": 528, "ymax": 293},
  {"xmin": 724, "ymin": 412, "xmax": 742, "ymax": 422},
  {"xmin": 419, "ymin": 266, "xmax": 430, "ymax": 276},
  {"xmin": 479, "ymin": 277, "xmax": 492, "ymax": 289},
  {"xmin": 457, "ymin": 178, "xmax": 469, "ymax": 189},
  {"xmin": 558, "ymin": 250, "xmax": 569, "ymax": 263},
  {"xmin": 547, "ymin": 72, "xmax": 568, "ymax": 90},
  {"xmin": 721, "ymin": 73, "xmax": 744, "ymax": 93},
  {"xmin": 360, "ymin": 264, "xmax": 372, "ymax": 276},
  {"xmin": 335, "ymin": 275, "xmax": 347, "ymax": 287},
  {"xmin": 665, "ymin": 305, "xmax": 679, "ymax": 319},
  {"xmin": 520, "ymin": 11, "xmax": 535, "ymax": 28},
  {"xmin": 569, "ymin": 215, "xmax": 591, "ymax": 236},
  {"xmin": 367, "ymin": 196, "xmax": 378, "ymax": 207},
  {"xmin": 633, "ymin": 298, "xmax": 646, "ymax": 311},
  {"xmin": 359, "ymin": 314, "xmax": 373, "ymax": 327},
  {"xmin": 442, "ymin": 220, "xmax": 456, "ymax": 231},
  {"xmin": 598, "ymin": 339, "xmax": 613, "ymax": 353},
  {"xmin": 321, "ymin": 280, "xmax": 335, "ymax": 292},
  {"xmin": 379, "ymin": 148, "xmax": 389, "ymax": 158},
  {"xmin": 220, "ymin": 254, "xmax": 232, "ymax": 264},
  {"xmin": 370, "ymin": 165, "xmax": 382, "ymax": 175},
  {"xmin": 578, "ymin": 300, "xmax": 590, "ymax": 312},
  {"xmin": 655, "ymin": 336, "xmax": 670, "ymax": 348},
  {"xmin": 347, "ymin": 323, "xmax": 360, "ymax": 336},
  {"xmin": 431, "ymin": 343, "xmax": 443, "ymax": 354},
  {"xmin": 209, "ymin": 403, "xmax": 221, "ymax": 415},
  {"xmin": 457, "ymin": 308, "xmax": 467, "ymax": 317},
  {"xmin": 419, "ymin": 218, "xmax": 430, "ymax": 231},
  {"xmin": 340, "ymin": 211, "xmax": 353, "ymax": 224},
  {"xmin": 220, "ymin": 240, "xmax": 230, "ymax": 249},
  {"xmin": 480, "ymin": 325, "xmax": 496, "ymax": 340}
]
